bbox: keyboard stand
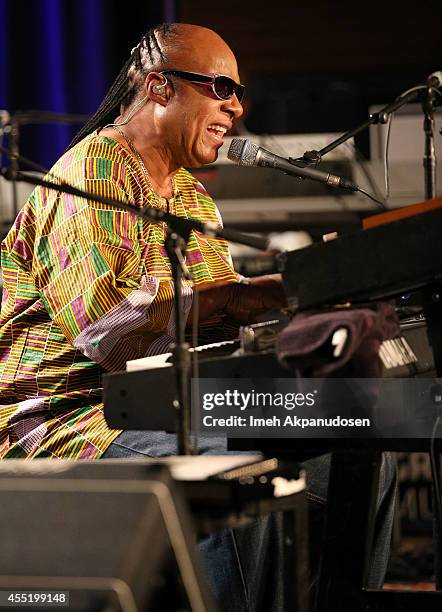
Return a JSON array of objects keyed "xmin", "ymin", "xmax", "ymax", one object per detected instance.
[
  {"xmin": 422, "ymin": 282, "xmax": 442, "ymax": 590},
  {"xmin": 315, "ymin": 451, "xmax": 442, "ymax": 612}
]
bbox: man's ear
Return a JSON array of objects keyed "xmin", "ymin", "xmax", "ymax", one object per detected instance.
[{"xmin": 145, "ymin": 72, "xmax": 171, "ymax": 106}]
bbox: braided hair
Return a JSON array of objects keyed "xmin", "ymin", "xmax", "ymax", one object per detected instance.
[{"xmin": 69, "ymin": 23, "xmax": 177, "ymax": 148}]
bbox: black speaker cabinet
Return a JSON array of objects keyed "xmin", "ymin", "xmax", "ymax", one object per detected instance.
[{"xmin": 0, "ymin": 460, "xmax": 215, "ymax": 612}]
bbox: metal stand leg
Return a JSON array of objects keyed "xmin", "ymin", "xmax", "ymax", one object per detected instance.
[
  {"xmin": 423, "ymin": 284, "xmax": 442, "ymax": 590},
  {"xmin": 433, "ymin": 440, "xmax": 442, "ymax": 591}
]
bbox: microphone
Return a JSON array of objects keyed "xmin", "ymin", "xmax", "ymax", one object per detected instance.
[
  {"xmin": 427, "ymin": 70, "xmax": 442, "ymax": 89},
  {"xmin": 228, "ymin": 138, "xmax": 359, "ymax": 191}
]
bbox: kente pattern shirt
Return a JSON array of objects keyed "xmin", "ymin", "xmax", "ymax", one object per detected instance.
[{"xmin": 0, "ymin": 132, "xmax": 238, "ymax": 458}]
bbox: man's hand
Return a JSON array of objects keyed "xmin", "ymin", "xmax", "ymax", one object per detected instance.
[
  {"xmin": 187, "ymin": 281, "xmax": 230, "ymax": 325},
  {"xmin": 225, "ymin": 274, "xmax": 287, "ymax": 324},
  {"xmin": 187, "ymin": 274, "xmax": 287, "ymax": 326}
]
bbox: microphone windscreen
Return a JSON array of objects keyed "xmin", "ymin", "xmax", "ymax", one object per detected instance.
[
  {"xmin": 228, "ymin": 138, "xmax": 258, "ymax": 166},
  {"xmin": 227, "ymin": 138, "xmax": 245, "ymax": 163}
]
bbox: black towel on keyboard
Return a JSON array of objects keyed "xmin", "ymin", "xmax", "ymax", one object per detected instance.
[{"xmin": 276, "ymin": 303, "xmax": 400, "ymax": 377}]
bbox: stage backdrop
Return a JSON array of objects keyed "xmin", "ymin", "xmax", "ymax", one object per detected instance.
[
  {"xmin": 0, "ymin": 0, "xmax": 440, "ymax": 170},
  {"xmin": 0, "ymin": 0, "xmax": 169, "ymax": 170}
]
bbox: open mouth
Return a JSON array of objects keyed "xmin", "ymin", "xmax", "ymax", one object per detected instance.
[{"xmin": 207, "ymin": 124, "xmax": 227, "ymax": 144}]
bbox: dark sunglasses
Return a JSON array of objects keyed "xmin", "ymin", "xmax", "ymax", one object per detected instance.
[{"xmin": 160, "ymin": 70, "xmax": 245, "ymax": 103}]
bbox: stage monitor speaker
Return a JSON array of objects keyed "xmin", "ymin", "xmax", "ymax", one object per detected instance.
[{"xmin": 0, "ymin": 460, "xmax": 215, "ymax": 612}]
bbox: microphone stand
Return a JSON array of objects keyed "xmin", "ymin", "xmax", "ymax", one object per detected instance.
[
  {"xmin": 422, "ymin": 85, "xmax": 438, "ymax": 199},
  {"xmin": 291, "ymin": 88, "xmax": 423, "ymax": 169},
  {"xmin": 0, "ymin": 155, "xmax": 268, "ymax": 456},
  {"xmin": 294, "ymin": 79, "xmax": 441, "ymax": 204},
  {"xmin": 0, "ymin": 162, "xmax": 267, "ymax": 251},
  {"xmin": 164, "ymin": 228, "xmax": 193, "ymax": 455},
  {"xmin": 6, "ymin": 110, "xmax": 91, "ymax": 216},
  {"xmin": 295, "ymin": 82, "xmax": 442, "ymax": 208}
]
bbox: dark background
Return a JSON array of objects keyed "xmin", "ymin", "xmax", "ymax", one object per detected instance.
[{"xmin": 0, "ymin": 0, "xmax": 441, "ymax": 169}]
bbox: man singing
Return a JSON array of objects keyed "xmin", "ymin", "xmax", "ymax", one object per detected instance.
[
  {"xmin": 0, "ymin": 23, "xmax": 285, "ymax": 459},
  {"xmin": 0, "ymin": 23, "xmax": 395, "ymax": 610}
]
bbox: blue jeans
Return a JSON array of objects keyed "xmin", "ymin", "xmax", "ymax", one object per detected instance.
[{"xmin": 102, "ymin": 431, "xmax": 396, "ymax": 611}]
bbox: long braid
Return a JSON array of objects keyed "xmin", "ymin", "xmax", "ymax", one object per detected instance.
[{"xmin": 69, "ymin": 23, "xmax": 175, "ymax": 149}]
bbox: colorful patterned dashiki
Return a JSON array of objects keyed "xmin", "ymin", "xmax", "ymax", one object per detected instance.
[{"xmin": 0, "ymin": 131, "xmax": 239, "ymax": 459}]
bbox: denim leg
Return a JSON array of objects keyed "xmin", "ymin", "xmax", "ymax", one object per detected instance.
[
  {"xmin": 198, "ymin": 514, "xmax": 284, "ymax": 612},
  {"xmin": 101, "ymin": 430, "xmax": 233, "ymax": 459}
]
